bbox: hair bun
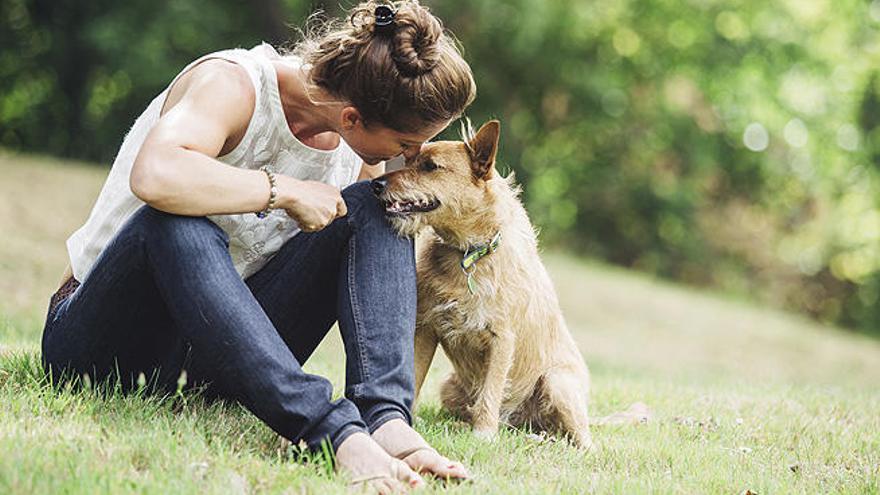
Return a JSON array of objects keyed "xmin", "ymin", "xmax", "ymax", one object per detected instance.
[
  {"xmin": 390, "ymin": 2, "xmax": 442, "ymax": 76},
  {"xmin": 298, "ymin": 0, "xmax": 475, "ymax": 132}
]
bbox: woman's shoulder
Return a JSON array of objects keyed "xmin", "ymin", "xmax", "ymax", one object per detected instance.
[
  {"xmin": 146, "ymin": 54, "xmax": 263, "ymax": 163},
  {"xmin": 176, "ymin": 58, "xmax": 255, "ymax": 98},
  {"xmin": 162, "ymin": 46, "xmax": 264, "ymax": 117}
]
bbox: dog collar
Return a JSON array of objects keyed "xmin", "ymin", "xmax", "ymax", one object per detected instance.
[{"xmin": 459, "ymin": 231, "xmax": 502, "ymax": 295}]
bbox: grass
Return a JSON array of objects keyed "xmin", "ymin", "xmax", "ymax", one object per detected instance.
[{"xmin": 1, "ymin": 149, "xmax": 879, "ymax": 494}]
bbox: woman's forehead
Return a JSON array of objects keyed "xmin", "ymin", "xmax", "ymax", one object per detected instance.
[{"xmin": 394, "ymin": 121, "xmax": 450, "ymax": 143}]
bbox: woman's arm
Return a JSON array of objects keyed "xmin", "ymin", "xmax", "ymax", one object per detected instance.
[
  {"xmin": 130, "ymin": 59, "xmax": 272, "ymax": 216},
  {"xmin": 58, "ymin": 61, "xmax": 343, "ymax": 287},
  {"xmin": 131, "ymin": 59, "xmax": 343, "ymax": 223}
]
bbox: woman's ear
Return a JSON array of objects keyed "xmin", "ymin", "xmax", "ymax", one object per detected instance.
[
  {"xmin": 340, "ymin": 107, "xmax": 365, "ymax": 131},
  {"xmin": 468, "ymin": 120, "xmax": 500, "ymax": 180}
]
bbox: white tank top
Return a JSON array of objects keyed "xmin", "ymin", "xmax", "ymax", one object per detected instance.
[{"xmin": 66, "ymin": 43, "xmax": 363, "ymax": 282}]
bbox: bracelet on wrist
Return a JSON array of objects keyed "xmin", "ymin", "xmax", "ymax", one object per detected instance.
[{"xmin": 255, "ymin": 166, "xmax": 278, "ymax": 218}]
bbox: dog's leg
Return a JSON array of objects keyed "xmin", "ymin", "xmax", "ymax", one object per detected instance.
[
  {"xmin": 540, "ymin": 368, "xmax": 593, "ymax": 450},
  {"xmin": 470, "ymin": 331, "xmax": 515, "ymax": 439},
  {"xmin": 413, "ymin": 325, "xmax": 438, "ymax": 404},
  {"xmin": 440, "ymin": 372, "xmax": 473, "ymax": 421}
]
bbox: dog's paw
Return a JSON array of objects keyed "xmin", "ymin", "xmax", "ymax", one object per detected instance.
[
  {"xmin": 574, "ymin": 434, "xmax": 595, "ymax": 452},
  {"xmin": 472, "ymin": 427, "xmax": 497, "ymax": 441}
]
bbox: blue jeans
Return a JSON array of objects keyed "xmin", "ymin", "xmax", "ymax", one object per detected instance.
[{"xmin": 40, "ymin": 180, "xmax": 417, "ymax": 451}]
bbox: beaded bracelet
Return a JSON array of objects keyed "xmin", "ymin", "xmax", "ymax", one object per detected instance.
[{"xmin": 255, "ymin": 166, "xmax": 278, "ymax": 218}]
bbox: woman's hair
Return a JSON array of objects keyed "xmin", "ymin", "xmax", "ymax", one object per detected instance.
[{"xmin": 287, "ymin": 1, "xmax": 476, "ymax": 132}]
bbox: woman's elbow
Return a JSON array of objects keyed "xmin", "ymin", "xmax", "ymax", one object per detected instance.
[{"xmin": 130, "ymin": 156, "xmax": 170, "ymax": 205}]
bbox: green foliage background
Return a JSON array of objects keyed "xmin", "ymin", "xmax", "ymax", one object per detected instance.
[{"xmin": 2, "ymin": 0, "xmax": 878, "ymax": 333}]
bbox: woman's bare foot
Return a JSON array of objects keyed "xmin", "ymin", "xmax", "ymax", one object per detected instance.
[
  {"xmin": 372, "ymin": 419, "xmax": 470, "ymax": 480},
  {"xmin": 336, "ymin": 432, "xmax": 425, "ymax": 494}
]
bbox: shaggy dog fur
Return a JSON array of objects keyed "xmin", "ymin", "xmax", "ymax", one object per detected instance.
[{"xmin": 372, "ymin": 120, "xmax": 592, "ymax": 448}]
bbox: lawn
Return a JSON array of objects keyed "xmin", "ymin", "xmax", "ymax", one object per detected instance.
[{"xmin": 1, "ymin": 150, "xmax": 878, "ymax": 494}]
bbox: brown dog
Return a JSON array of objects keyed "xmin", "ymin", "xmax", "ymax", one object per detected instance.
[{"xmin": 371, "ymin": 120, "xmax": 592, "ymax": 448}]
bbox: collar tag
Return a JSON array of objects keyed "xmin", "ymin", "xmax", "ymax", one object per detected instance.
[{"xmin": 466, "ymin": 272, "xmax": 478, "ymax": 295}]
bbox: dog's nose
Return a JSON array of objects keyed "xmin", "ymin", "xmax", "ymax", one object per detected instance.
[{"xmin": 370, "ymin": 177, "xmax": 387, "ymax": 195}]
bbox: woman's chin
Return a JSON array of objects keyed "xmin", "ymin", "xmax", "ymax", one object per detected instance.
[{"xmin": 362, "ymin": 156, "xmax": 388, "ymax": 165}]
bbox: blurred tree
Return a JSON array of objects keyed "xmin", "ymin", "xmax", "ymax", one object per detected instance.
[
  {"xmin": 860, "ymin": 73, "xmax": 880, "ymax": 170},
  {"xmin": 250, "ymin": 0, "xmax": 289, "ymax": 45},
  {"xmin": 1, "ymin": 0, "xmax": 272, "ymax": 160},
  {"xmin": 1, "ymin": 0, "xmax": 878, "ymax": 333},
  {"xmin": 427, "ymin": 0, "xmax": 880, "ymax": 333}
]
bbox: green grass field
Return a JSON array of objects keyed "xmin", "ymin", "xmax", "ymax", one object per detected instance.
[{"xmin": 1, "ymin": 150, "xmax": 878, "ymax": 494}]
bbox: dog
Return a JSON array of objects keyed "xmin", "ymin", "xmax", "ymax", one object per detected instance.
[{"xmin": 370, "ymin": 120, "xmax": 592, "ymax": 448}]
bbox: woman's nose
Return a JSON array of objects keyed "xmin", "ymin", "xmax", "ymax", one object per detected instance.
[{"xmin": 402, "ymin": 144, "xmax": 422, "ymax": 160}]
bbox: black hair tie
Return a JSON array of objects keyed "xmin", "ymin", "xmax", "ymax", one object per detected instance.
[{"xmin": 374, "ymin": 5, "xmax": 396, "ymax": 34}]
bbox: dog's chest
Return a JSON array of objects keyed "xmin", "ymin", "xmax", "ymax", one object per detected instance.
[
  {"xmin": 417, "ymin": 249, "xmax": 499, "ymax": 348},
  {"xmin": 425, "ymin": 295, "xmax": 496, "ymax": 349}
]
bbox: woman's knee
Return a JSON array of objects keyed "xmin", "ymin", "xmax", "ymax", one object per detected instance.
[
  {"xmin": 340, "ymin": 180, "xmax": 408, "ymax": 239},
  {"xmin": 341, "ymin": 180, "xmax": 385, "ymax": 218},
  {"xmin": 128, "ymin": 205, "xmax": 229, "ymax": 251}
]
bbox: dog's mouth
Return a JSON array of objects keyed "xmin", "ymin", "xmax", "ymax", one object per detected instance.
[{"xmin": 382, "ymin": 196, "xmax": 441, "ymax": 216}]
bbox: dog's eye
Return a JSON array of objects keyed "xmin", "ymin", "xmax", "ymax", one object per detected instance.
[{"xmin": 420, "ymin": 160, "xmax": 439, "ymax": 172}]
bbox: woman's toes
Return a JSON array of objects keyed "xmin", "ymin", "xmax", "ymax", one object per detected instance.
[
  {"xmin": 337, "ymin": 432, "xmax": 424, "ymax": 493},
  {"xmin": 393, "ymin": 459, "xmax": 425, "ymax": 489},
  {"xmin": 445, "ymin": 461, "xmax": 470, "ymax": 479},
  {"xmin": 438, "ymin": 461, "xmax": 469, "ymax": 480},
  {"xmin": 369, "ymin": 419, "xmax": 470, "ymax": 482},
  {"xmin": 404, "ymin": 450, "xmax": 470, "ymax": 480}
]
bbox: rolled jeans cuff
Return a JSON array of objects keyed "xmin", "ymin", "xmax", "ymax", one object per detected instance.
[
  {"xmin": 307, "ymin": 398, "xmax": 368, "ymax": 453},
  {"xmin": 365, "ymin": 407, "xmax": 410, "ymax": 434}
]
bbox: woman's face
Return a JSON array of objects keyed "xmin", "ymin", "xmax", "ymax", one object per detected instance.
[{"xmin": 339, "ymin": 107, "xmax": 449, "ymax": 165}]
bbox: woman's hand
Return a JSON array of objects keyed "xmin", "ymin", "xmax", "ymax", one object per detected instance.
[{"xmin": 276, "ymin": 175, "xmax": 347, "ymax": 232}]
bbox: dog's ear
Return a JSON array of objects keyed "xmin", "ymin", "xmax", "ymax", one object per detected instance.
[{"xmin": 467, "ymin": 120, "xmax": 500, "ymax": 180}]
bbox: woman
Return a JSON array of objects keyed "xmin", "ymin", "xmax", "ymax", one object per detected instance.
[{"xmin": 40, "ymin": 1, "xmax": 476, "ymax": 491}]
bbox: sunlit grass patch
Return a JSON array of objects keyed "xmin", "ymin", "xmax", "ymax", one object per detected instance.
[{"xmin": 1, "ymin": 152, "xmax": 878, "ymax": 493}]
